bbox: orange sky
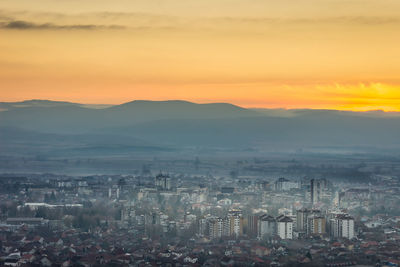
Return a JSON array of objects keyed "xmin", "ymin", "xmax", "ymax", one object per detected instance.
[{"xmin": 1, "ymin": 0, "xmax": 400, "ymax": 110}]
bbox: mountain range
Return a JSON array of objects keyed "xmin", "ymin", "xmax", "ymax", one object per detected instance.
[{"xmin": 1, "ymin": 99, "xmax": 400, "ymax": 157}]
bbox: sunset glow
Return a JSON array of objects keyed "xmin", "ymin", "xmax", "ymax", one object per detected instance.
[{"xmin": 1, "ymin": 0, "xmax": 400, "ymax": 111}]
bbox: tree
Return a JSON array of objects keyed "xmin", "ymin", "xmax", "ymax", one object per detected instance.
[
  {"xmin": 50, "ymin": 191, "xmax": 57, "ymax": 203},
  {"xmin": 35, "ymin": 207, "xmax": 47, "ymax": 218}
]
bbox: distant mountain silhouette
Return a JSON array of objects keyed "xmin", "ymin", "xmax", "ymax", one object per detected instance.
[
  {"xmin": 0, "ymin": 100, "xmax": 399, "ymax": 156},
  {"xmin": 0, "ymin": 100, "xmax": 261, "ymax": 133}
]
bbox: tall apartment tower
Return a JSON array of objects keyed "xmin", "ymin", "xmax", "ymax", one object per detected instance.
[
  {"xmin": 258, "ymin": 214, "xmax": 276, "ymax": 239},
  {"xmin": 311, "ymin": 179, "xmax": 325, "ymax": 205},
  {"xmin": 310, "ymin": 179, "xmax": 318, "ymax": 205},
  {"xmin": 296, "ymin": 208, "xmax": 310, "ymax": 232},
  {"xmin": 227, "ymin": 209, "xmax": 243, "ymax": 237},
  {"xmin": 155, "ymin": 173, "xmax": 171, "ymax": 191},
  {"xmin": 330, "ymin": 214, "xmax": 355, "ymax": 239},
  {"xmin": 209, "ymin": 218, "xmax": 224, "ymax": 239},
  {"xmin": 276, "ymin": 215, "xmax": 293, "ymax": 239},
  {"xmin": 311, "ymin": 178, "xmax": 331, "ymax": 205},
  {"xmin": 246, "ymin": 215, "xmax": 259, "ymax": 238},
  {"xmin": 307, "ymin": 215, "xmax": 326, "ymax": 235}
]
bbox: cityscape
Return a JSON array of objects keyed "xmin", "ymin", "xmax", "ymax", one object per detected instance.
[
  {"xmin": 2, "ymin": 0, "xmax": 400, "ymax": 266},
  {"xmin": 1, "ymin": 156, "xmax": 400, "ymax": 266}
]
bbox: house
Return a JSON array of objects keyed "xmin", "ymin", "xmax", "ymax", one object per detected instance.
[{"xmin": 251, "ymin": 246, "xmax": 271, "ymax": 257}]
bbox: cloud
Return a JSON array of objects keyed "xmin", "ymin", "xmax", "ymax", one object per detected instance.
[
  {"xmin": 211, "ymin": 16, "xmax": 400, "ymax": 26},
  {"xmin": 0, "ymin": 20, "xmax": 126, "ymax": 30},
  {"xmin": 295, "ymin": 16, "xmax": 400, "ymax": 26},
  {"xmin": 1, "ymin": 7, "xmax": 399, "ymax": 33},
  {"xmin": 0, "ymin": 9, "xmax": 179, "ymax": 30}
]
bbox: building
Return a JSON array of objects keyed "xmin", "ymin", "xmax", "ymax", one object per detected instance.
[
  {"xmin": 227, "ymin": 209, "xmax": 243, "ymax": 237},
  {"xmin": 246, "ymin": 214, "xmax": 259, "ymax": 238},
  {"xmin": 6, "ymin": 217, "xmax": 48, "ymax": 227},
  {"xmin": 258, "ymin": 214, "xmax": 276, "ymax": 239},
  {"xmin": 276, "ymin": 215, "xmax": 293, "ymax": 239},
  {"xmin": 330, "ymin": 214, "xmax": 355, "ymax": 239},
  {"xmin": 198, "ymin": 218, "xmax": 208, "ymax": 237},
  {"xmin": 311, "ymin": 178, "xmax": 331, "ymax": 205},
  {"xmin": 220, "ymin": 187, "xmax": 235, "ymax": 194},
  {"xmin": 310, "ymin": 179, "xmax": 320, "ymax": 205},
  {"xmin": 206, "ymin": 210, "xmax": 244, "ymax": 239},
  {"xmin": 222, "ymin": 218, "xmax": 231, "ymax": 237},
  {"xmin": 228, "ymin": 215, "xmax": 243, "ymax": 237},
  {"xmin": 307, "ymin": 215, "xmax": 326, "ymax": 235},
  {"xmin": 296, "ymin": 209, "xmax": 323, "ymax": 234},
  {"xmin": 275, "ymin": 178, "xmax": 299, "ymax": 191},
  {"xmin": 209, "ymin": 218, "xmax": 223, "ymax": 239},
  {"xmin": 155, "ymin": 173, "xmax": 171, "ymax": 191},
  {"xmin": 296, "ymin": 208, "xmax": 310, "ymax": 233}
]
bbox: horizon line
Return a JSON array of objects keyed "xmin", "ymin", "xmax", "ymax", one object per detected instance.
[{"xmin": 1, "ymin": 98, "xmax": 399, "ymax": 113}]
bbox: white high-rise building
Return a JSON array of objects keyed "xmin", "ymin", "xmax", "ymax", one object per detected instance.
[
  {"xmin": 209, "ymin": 218, "xmax": 224, "ymax": 239},
  {"xmin": 276, "ymin": 215, "xmax": 293, "ymax": 239},
  {"xmin": 330, "ymin": 214, "xmax": 355, "ymax": 239},
  {"xmin": 342, "ymin": 217, "xmax": 354, "ymax": 239},
  {"xmin": 198, "ymin": 218, "xmax": 207, "ymax": 237}
]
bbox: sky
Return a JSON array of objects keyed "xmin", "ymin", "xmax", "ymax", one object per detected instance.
[{"xmin": 1, "ymin": 0, "xmax": 400, "ymax": 111}]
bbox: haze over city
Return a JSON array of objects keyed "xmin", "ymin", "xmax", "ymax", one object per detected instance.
[{"xmin": 1, "ymin": 1, "xmax": 400, "ymax": 267}]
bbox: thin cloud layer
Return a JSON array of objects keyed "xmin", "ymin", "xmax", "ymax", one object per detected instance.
[
  {"xmin": 0, "ymin": 20, "xmax": 125, "ymax": 30},
  {"xmin": 1, "ymin": 9, "xmax": 400, "ymax": 32}
]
